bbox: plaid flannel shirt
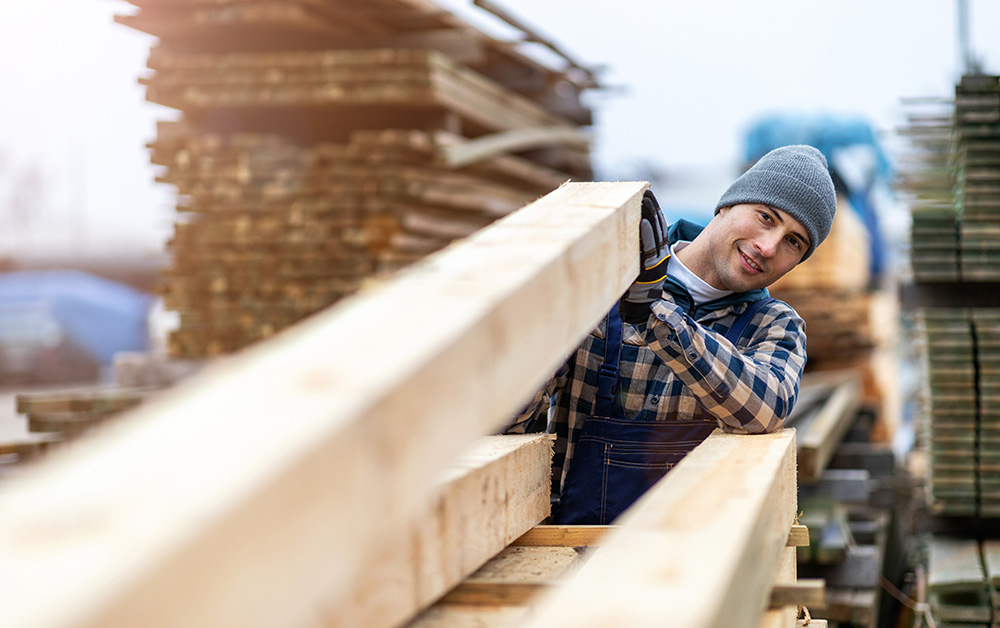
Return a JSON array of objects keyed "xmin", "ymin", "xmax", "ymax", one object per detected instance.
[{"xmin": 506, "ymin": 220, "xmax": 808, "ymax": 503}]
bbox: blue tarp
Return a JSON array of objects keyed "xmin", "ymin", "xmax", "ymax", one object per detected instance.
[
  {"xmin": 743, "ymin": 114, "xmax": 892, "ymax": 278},
  {"xmin": 0, "ymin": 270, "xmax": 152, "ymax": 366}
]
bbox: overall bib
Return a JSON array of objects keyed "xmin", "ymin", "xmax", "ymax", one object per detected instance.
[{"xmin": 554, "ymin": 298, "xmax": 774, "ymax": 525}]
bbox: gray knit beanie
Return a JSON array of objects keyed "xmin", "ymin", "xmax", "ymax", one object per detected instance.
[{"xmin": 715, "ymin": 144, "xmax": 836, "ymax": 261}]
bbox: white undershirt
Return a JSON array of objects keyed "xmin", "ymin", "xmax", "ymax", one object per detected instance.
[{"xmin": 666, "ymin": 241, "xmax": 733, "ymax": 305}]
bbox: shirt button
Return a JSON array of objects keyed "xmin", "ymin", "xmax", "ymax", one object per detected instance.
[
  {"xmin": 688, "ymin": 352, "xmax": 697, "ymax": 361},
  {"xmin": 651, "ymin": 396, "xmax": 660, "ymax": 405},
  {"xmin": 656, "ymin": 313, "xmax": 666, "ymax": 321}
]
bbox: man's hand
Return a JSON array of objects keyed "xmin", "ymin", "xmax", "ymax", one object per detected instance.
[{"xmin": 620, "ymin": 189, "xmax": 670, "ymax": 324}]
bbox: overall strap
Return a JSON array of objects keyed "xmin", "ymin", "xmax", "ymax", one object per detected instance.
[
  {"xmin": 724, "ymin": 297, "xmax": 775, "ymax": 345},
  {"xmin": 593, "ymin": 305, "xmax": 624, "ymax": 418}
]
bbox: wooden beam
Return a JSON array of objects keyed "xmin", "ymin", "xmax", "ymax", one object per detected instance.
[
  {"xmin": 769, "ymin": 580, "xmax": 825, "ymax": 608},
  {"xmin": 0, "ymin": 181, "xmax": 645, "ymax": 628},
  {"xmin": 795, "ymin": 371, "xmax": 862, "ymax": 484},
  {"xmin": 443, "ymin": 127, "xmax": 591, "ymax": 169},
  {"xmin": 327, "ymin": 434, "xmax": 551, "ymax": 628},
  {"xmin": 440, "ymin": 581, "xmax": 548, "ymax": 606},
  {"xmin": 512, "ymin": 525, "xmax": 613, "ymax": 547},
  {"xmin": 522, "ymin": 429, "xmax": 798, "ymax": 628}
]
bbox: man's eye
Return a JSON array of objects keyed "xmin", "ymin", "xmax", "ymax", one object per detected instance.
[
  {"xmin": 759, "ymin": 212, "xmax": 771, "ymax": 223},
  {"xmin": 788, "ymin": 236, "xmax": 800, "ymax": 249}
]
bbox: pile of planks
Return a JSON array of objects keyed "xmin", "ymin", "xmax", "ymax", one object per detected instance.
[
  {"xmin": 918, "ymin": 308, "xmax": 1000, "ymax": 518},
  {"xmin": 787, "ymin": 371, "xmax": 902, "ymax": 628},
  {"xmin": 956, "ymin": 75, "xmax": 1000, "ymax": 281},
  {"xmin": 897, "ymin": 75, "xmax": 1000, "ymax": 282},
  {"xmin": 926, "ymin": 536, "xmax": 999, "ymax": 626},
  {"xmin": 120, "ymin": 0, "xmax": 596, "ymax": 357},
  {"xmin": 14, "ymin": 388, "xmax": 154, "ymax": 442},
  {"xmin": 896, "ymin": 96, "xmax": 957, "ymax": 282}
]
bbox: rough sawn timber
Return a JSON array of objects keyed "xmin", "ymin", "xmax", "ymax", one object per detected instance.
[
  {"xmin": 325, "ymin": 434, "xmax": 551, "ymax": 628},
  {"xmin": 0, "ymin": 181, "xmax": 645, "ymax": 628},
  {"xmin": 523, "ymin": 428, "xmax": 798, "ymax": 628}
]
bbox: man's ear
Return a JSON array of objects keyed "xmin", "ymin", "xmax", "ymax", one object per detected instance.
[{"xmin": 716, "ymin": 206, "xmax": 730, "ymax": 217}]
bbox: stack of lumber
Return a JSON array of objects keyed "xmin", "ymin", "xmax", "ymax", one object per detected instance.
[
  {"xmin": 15, "ymin": 387, "xmax": 155, "ymax": 441},
  {"xmin": 154, "ymin": 127, "xmax": 559, "ymax": 355},
  {"xmin": 955, "ymin": 75, "xmax": 1000, "ymax": 281},
  {"xmin": 917, "ymin": 308, "xmax": 978, "ymax": 516},
  {"xmin": 769, "ymin": 197, "xmax": 901, "ymax": 441},
  {"xmin": 927, "ymin": 536, "xmax": 993, "ymax": 626},
  {"xmin": 974, "ymin": 309, "xmax": 1000, "ymax": 518},
  {"xmin": 897, "ymin": 76, "xmax": 1000, "ymax": 283},
  {"xmin": 120, "ymin": 0, "xmax": 595, "ymax": 357},
  {"xmin": 984, "ymin": 539, "xmax": 1000, "ymax": 620},
  {"xmin": 916, "ymin": 307, "xmax": 1000, "ymax": 518},
  {"xmin": 787, "ymin": 372, "xmax": 900, "ymax": 628},
  {"xmin": 896, "ymin": 97, "xmax": 957, "ymax": 282}
]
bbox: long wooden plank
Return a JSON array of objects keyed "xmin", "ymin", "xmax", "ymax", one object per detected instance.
[
  {"xmin": 443, "ymin": 127, "xmax": 591, "ymax": 168},
  {"xmin": 327, "ymin": 434, "xmax": 551, "ymax": 628},
  {"xmin": 0, "ymin": 181, "xmax": 645, "ymax": 628},
  {"xmin": 796, "ymin": 371, "xmax": 863, "ymax": 484},
  {"xmin": 523, "ymin": 429, "xmax": 798, "ymax": 628},
  {"xmin": 512, "ymin": 525, "xmax": 612, "ymax": 547}
]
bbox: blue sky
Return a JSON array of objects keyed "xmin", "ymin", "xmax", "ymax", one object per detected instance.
[{"xmin": 0, "ymin": 0, "xmax": 998, "ymax": 256}]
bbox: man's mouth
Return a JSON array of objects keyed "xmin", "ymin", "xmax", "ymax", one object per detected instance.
[{"xmin": 739, "ymin": 249, "xmax": 762, "ymax": 273}]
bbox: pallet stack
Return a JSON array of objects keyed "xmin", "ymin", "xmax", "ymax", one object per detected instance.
[{"xmin": 119, "ymin": 0, "xmax": 595, "ymax": 357}]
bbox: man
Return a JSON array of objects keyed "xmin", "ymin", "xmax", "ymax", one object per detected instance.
[{"xmin": 508, "ymin": 144, "xmax": 837, "ymax": 524}]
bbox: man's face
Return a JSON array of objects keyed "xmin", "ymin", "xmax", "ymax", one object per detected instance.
[{"xmin": 704, "ymin": 203, "xmax": 809, "ymax": 292}]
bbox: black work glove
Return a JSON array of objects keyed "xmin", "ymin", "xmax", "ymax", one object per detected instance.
[{"xmin": 620, "ymin": 189, "xmax": 670, "ymax": 324}]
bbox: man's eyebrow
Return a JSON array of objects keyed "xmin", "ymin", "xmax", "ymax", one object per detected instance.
[{"xmin": 765, "ymin": 205, "xmax": 810, "ymax": 246}]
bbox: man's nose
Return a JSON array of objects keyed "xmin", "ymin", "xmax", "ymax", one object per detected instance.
[{"xmin": 755, "ymin": 232, "xmax": 782, "ymax": 258}]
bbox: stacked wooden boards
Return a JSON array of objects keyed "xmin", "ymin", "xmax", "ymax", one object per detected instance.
[
  {"xmin": 956, "ymin": 75, "xmax": 1000, "ymax": 281},
  {"xmin": 14, "ymin": 388, "xmax": 153, "ymax": 441},
  {"xmin": 120, "ymin": 0, "xmax": 596, "ymax": 357},
  {"xmin": 917, "ymin": 308, "xmax": 1000, "ymax": 518},
  {"xmin": 927, "ymin": 536, "xmax": 994, "ymax": 626},
  {"xmin": 896, "ymin": 96, "xmax": 957, "ymax": 282},
  {"xmin": 898, "ymin": 75, "xmax": 1000, "ymax": 282}
]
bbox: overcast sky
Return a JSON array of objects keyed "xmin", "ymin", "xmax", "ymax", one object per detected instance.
[{"xmin": 0, "ymin": 0, "xmax": 997, "ymax": 257}]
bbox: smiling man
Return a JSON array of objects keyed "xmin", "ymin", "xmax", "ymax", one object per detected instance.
[{"xmin": 508, "ymin": 145, "xmax": 837, "ymax": 525}]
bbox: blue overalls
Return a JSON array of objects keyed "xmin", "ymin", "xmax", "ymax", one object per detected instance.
[{"xmin": 553, "ymin": 298, "xmax": 774, "ymax": 525}]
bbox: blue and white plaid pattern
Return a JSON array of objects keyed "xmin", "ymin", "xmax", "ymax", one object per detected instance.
[{"xmin": 507, "ymin": 294, "xmax": 807, "ymax": 502}]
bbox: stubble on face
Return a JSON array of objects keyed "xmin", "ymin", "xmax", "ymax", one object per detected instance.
[{"xmin": 697, "ymin": 205, "xmax": 806, "ymax": 292}]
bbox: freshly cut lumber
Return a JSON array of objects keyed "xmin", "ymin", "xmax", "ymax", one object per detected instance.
[
  {"xmin": 407, "ymin": 604, "xmax": 528, "ymax": 628},
  {"xmin": 512, "ymin": 525, "xmax": 612, "ymax": 547},
  {"xmin": 522, "ymin": 429, "xmax": 798, "ymax": 628},
  {"xmin": 758, "ymin": 544, "xmax": 798, "ymax": 628},
  {"xmin": 438, "ymin": 544, "xmax": 585, "ymax": 606},
  {"xmin": 439, "ymin": 581, "xmax": 548, "ymax": 606},
  {"xmin": 465, "ymin": 546, "xmax": 584, "ymax": 583},
  {"xmin": 325, "ymin": 434, "xmax": 551, "ymax": 628},
  {"xmin": 0, "ymin": 181, "xmax": 644, "ymax": 628}
]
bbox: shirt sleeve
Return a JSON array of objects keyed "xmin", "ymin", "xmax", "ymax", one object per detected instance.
[
  {"xmin": 642, "ymin": 298, "xmax": 806, "ymax": 434},
  {"xmin": 503, "ymin": 361, "xmax": 570, "ymax": 434}
]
